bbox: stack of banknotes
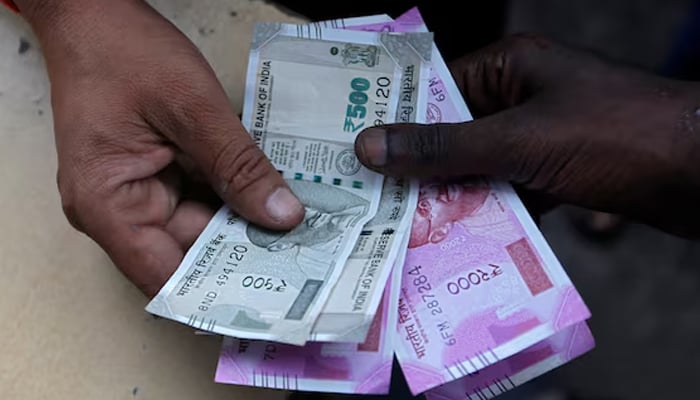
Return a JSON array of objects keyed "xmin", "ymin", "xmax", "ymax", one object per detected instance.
[{"xmin": 146, "ymin": 7, "xmax": 595, "ymax": 398}]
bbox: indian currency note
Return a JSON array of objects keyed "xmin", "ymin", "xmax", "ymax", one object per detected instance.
[
  {"xmin": 373, "ymin": 8, "xmax": 593, "ymax": 394},
  {"xmin": 396, "ymin": 180, "xmax": 591, "ymax": 395},
  {"xmin": 215, "ymin": 241, "xmax": 407, "ymax": 394},
  {"xmin": 189, "ymin": 14, "xmax": 399, "ymax": 341},
  {"xmin": 424, "ymin": 322, "xmax": 595, "ymax": 400},
  {"xmin": 146, "ymin": 25, "xmax": 433, "ymax": 345},
  {"xmin": 176, "ymin": 21, "xmax": 423, "ymax": 346}
]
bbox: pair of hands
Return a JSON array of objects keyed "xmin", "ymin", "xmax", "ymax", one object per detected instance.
[{"xmin": 16, "ymin": 1, "xmax": 700, "ymax": 296}]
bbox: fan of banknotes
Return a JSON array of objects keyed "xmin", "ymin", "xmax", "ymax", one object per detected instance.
[{"xmin": 145, "ymin": 7, "xmax": 595, "ymax": 398}]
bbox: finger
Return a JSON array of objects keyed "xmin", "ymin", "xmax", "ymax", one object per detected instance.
[
  {"xmin": 105, "ymin": 224, "xmax": 185, "ymax": 298},
  {"xmin": 165, "ymin": 200, "xmax": 214, "ymax": 249},
  {"xmin": 355, "ymin": 105, "xmax": 548, "ymax": 183},
  {"xmin": 147, "ymin": 70, "xmax": 304, "ymax": 230},
  {"xmin": 82, "ymin": 177, "xmax": 184, "ymax": 297},
  {"xmin": 66, "ymin": 187, "xmax": 183, "ymax": 298},
  {"xmin": 449, "ymin": 34, "xmax": 561, "ymax": 117},
  {"xmin": 91, "ymin": 197, "xmax": 210, "ymax": 298}
]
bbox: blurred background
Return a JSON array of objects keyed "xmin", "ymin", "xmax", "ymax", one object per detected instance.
[{"xmin": 1, "ymin": 1, "xmax": 699, "ymax": 399}]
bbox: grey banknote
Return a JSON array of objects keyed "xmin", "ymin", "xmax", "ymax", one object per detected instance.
[{"xmin": 147, "ymin": 24, "xmax": 432, "ymax": 345}]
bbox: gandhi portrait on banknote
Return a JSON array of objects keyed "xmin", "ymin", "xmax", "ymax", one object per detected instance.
[
  {"xmin": 246, "ymin": 179, "xmax": 369, "ymax": 279},
  {"xmin": 408, "ymin": 179, "xmax": 491, "ymax": 248}
]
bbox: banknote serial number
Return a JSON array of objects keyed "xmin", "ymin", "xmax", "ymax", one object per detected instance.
[
  {"xmin": 446, "ymin": 264, "xmax": 504, "ymax": 295},
  {"xmin": 408, "ymin": 265, "xmax": 457, "ymax": 346},
  {"xmin": 343, "ymin": 76, "xmax": 391, "ymax": 133},
  {"xmin": 407, "ymin": 265, "xmax": 442, "ymax": 316},
  {"xmin": 215, "ymin": 244, "xmax": 249, "ymax": 287}
]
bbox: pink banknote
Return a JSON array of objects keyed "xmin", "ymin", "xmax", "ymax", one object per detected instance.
[
  {"xmin": 352, "ymin": 8, "xmax": 593, "ymax": 395},
  {"xmin": 395, "ymin": 181, "xmax": 591, "ymax": 394},
  {"xmin": 425, "ymin": 322, "xmax": 595, "ymax": 400},
  {"xmin": 214, "ymin": 254, "xmax": 404, "ymax": 394}
]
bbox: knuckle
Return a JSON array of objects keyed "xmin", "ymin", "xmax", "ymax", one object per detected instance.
[{"xmin": 213, "ymin": 140, "xmax": 271, "ymax": 195}]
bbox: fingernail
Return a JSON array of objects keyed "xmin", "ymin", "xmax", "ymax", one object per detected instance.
[
  {"xmin": 358, "ymin": 128, "xmax": 387, "ymax": 167},
  {"xmin": 266, "ymin": 187, "xmax": 304, "ymax": 223}
]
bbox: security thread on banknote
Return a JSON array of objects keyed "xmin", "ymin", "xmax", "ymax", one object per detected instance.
[{"xmin": 146, "ymin": 25, "xmax": 432, "ymax": 346}]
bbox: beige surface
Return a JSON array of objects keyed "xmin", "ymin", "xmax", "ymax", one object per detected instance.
[{"xmin": 0, "ymin": 1, "xmax": 306, "ymax": 399}]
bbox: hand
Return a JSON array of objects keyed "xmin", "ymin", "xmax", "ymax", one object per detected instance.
[
  {"xmin": 17, "ymin": 0, "xmax": 304, "ymax": 296},
  {"xmin": 355, "ymin": 34, "xmax": 700, "ymax": 238}
]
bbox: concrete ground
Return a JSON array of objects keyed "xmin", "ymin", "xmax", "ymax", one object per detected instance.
[{"xmin": 1, "ymin": 0, "xmax": 698, "ymax": 399}]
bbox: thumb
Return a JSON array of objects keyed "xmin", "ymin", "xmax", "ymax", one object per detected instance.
[
  {"xmin": 354, "ymin": 107, "xmax": 542, "ymax": 182},
  {"xmin": 153, "ymin": 92, "xmax": 305, "ymax": 230}
]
